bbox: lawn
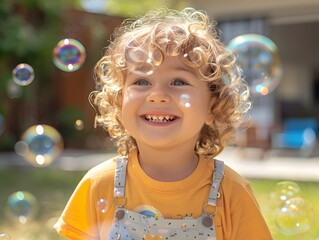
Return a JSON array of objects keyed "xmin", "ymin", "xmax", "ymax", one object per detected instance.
[
  {"xmin": 0, "ymin": 167, "xmax": 318, "ymax": 239},
  {"xmin": 249, "ymin": 179, "xmax": 319, "ymax": 240},
  {"xmin": 0, "ymin": 167, "xmax": 84, "ymax": 240}
]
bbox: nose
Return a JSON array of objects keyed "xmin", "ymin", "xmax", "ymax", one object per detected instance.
[{"xmin": 146, "ymin": 87, "xmax": 171, "ymax": 103}]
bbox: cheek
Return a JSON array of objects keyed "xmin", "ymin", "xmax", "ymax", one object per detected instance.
[
  {"xmin": 121, "ymin": 89, "xmax": 136, "ymax": 106},
  {"xmin": 178, "ymin": 93, "xmax": 211, "ymax": 110},
  {"xmin": 121, "ymin": 89, "xmax": 141, "ymax": 122},
  {"xmin": 179, "ymin": 93, "xmax": 192, "ymax": 109}
]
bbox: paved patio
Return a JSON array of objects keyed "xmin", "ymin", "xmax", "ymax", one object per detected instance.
[
  {"xmin": 0, "ymin": 147, "xmax": 319, "ymax": 181},
  {"xmin": 218, "ymin": 147, "xmax": 319, "ymax": 181}
]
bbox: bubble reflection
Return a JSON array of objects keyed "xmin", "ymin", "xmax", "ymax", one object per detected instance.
[
  {"xmin": 12, "ymin": 63, "xmax": 35, "ymax": 86},
  {"xmin": 19, "ymin": 124, "xmax": 63, "ymax": 167},
  {"xmin": 53, "ymin": 38, "xmax": 86, "ymax": 72},
  {"xmin": 74, "ymin": 119, "xmax": 85, "ymax": 131},
  {"xmin": 6, "ymin": 191, "xmax": 38, "ymax": 224},
  {"xmin": 96, "ymin": 199, "xmax": 108, "ymax": 213},
  {"xmin": 275, "ymin": 197, "xmax": 314, "ymax": 235},
  {"xmin": 270, "ymin": 181, "xmax": 302, "ymax": 207},
  {"xmin": 179, "ymin": 94, "xmax": 191, "ymax": 108},
  {"xmin": 227, "ymin": 34, "xmax": 283, "ymax": 96},
  {"xmin": 0, "ymin": 233, "xmax": 11, "ymax": 240}
]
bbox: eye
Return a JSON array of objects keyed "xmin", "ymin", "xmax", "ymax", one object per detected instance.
[
  {"xmin": 171, "ymin": 78, "xmax": 189, "ymax": 86},
  {"xmin": 135, "ymin": 78, "xmax": 151, "ymax": 86}
]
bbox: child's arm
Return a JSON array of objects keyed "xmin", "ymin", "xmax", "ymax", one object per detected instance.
[
  {"xmin": 54, "ymin": 159, "xmax": 116, "ymax": 239},
  {"xmin": 229, "ymin": 184, "xmax": 272, "ymax": 239},
  {"xmin": 219, "ymin": 167, "xmax": 273, "ymax": 239},
  {"xmin": 54, "ymin": 177, "xmax": 100, "ymax": 240}
]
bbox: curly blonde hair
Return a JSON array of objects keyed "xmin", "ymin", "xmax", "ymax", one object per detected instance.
[{"xmin": 90, "ymin": 7, "xmax": 251, "ymax": 157}]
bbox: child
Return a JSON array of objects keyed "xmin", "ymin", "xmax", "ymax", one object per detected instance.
[{"xmin": 54, "ymin": 7, "xmax": 272, "ymax": 240}]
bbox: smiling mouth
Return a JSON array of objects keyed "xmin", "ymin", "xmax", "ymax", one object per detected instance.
[{"xmin": 144, "ymin": 115, "xmax": 177, "ymax": 123}]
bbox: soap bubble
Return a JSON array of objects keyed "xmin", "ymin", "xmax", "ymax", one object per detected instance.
[
  {"xmin": 14, "ymin": 140, "xmax": 28, "ymax": 156},
  {"xmin": 53, "ymin": 38, "xmax": 86, "ymax": 72},
  {"xmin": 179, "ymin": 94, "xmax": 191, "ymax": 108},
  {"xmin": 275, "ymin": 197, "xmax": 314, "ymax": 235},
  {"xmin": 96, "ymin": 198, "xmax": 108, "ymax": 213},
  {"xmin": 125, "ymin": 44, "xmax": 155, "ymax": 76},
  {"xmin": 0, "ymin": 233, "xmax": 11, "ymax": 239},
  {"xmin": 227, "ymin": 34, "xmax": 283, "ymax": 96},
  {"xmin": 5, "ymin": 191, "xmax": 38, "ymax": 224},
  {"xmin": 12, "ymin": 63, "xmax": 35, "ymax": 86},
  {"xmin": 19, "ymin": 124, "xmax": 63, "ymax": 167},
  {"xmin": 237, "ymin": 102, "xmax": 252, "ymax": 113},
  {"xmin": 6, "ymin": 79, "xmax": 23, "ymax": 98},
  {"xmin": 270, "ymin": 181, "xmax": 302, "ymax": 208},
  {"xmin": 74, "ymin": 119, "xmax": 84, "ymax": 131}
]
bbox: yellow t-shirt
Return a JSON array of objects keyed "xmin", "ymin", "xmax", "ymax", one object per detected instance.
[{"xmin": 54, "ymin": 150, "xmax": 272, "ymax": 239}]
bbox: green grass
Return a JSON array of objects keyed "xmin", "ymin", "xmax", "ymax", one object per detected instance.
[
  {"xmin": 249, "ymin": 179, "xmax": 319, "ymax": 240},
  {"xmin": 0, "ymin": 167, "xmax": 318, "ymax": 239},
  {"xmin": 0, "ymin": 167, "xmax": 85, "ymax": 240}
]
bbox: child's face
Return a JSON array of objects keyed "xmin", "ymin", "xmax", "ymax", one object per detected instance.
[{"xmin": 121, "ymin": 55, "xmax": 214, "ymax": 150}]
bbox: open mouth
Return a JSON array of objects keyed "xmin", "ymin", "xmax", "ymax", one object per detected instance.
[{"xmin": 144, "ymin": 115, "xmax": 177, "ymax": 123}]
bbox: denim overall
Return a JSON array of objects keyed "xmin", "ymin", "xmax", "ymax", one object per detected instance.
[{"xmin": 108, "ymin": 157, "xmax": 224, "ymax": 240}]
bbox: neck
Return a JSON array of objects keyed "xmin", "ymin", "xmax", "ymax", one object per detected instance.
[{"xmin": 136, "ymin": 144, "xmax": 199, "ymax": 182}]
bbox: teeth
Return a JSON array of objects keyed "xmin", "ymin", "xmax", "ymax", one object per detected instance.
[{"xmin": 145, "ymin": 115, "xmax": 176, "ymax": 122}]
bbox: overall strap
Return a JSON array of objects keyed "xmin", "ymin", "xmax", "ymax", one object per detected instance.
[
  {"xmin": 114, "ymin": 156, "xmax": 128, "ymax": 198},
  {"xmin": 208, "ymin": 159, "xmax": 224, "ymax": 206}
]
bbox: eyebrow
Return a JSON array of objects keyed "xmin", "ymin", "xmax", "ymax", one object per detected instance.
[{"xmin": 173, "ymin": 66, "xmax": 198, "ymax": 77}]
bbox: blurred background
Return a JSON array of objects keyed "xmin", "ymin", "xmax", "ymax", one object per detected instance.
[{"xmin": 0, "ymin": 0, "xmax": 319, "ymax": 239}]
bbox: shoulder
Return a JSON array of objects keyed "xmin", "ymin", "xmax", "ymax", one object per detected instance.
[
  {"xmin": 216, "ymin": 160, "xmax": 262, "ymax": 213},
  {"xmin": 82, "ymin": 155, "xmax": 118, "ymax": 185},
  {"xmin": 223, "ymin": 164, "xmax": 251, "ymax": 188},
  {"xmin": 215, "ymin": 161, "xmax": 272, "ymax": 238},
  {"xmin": 217, "ymin": 160, "xmax": 255, "ymax": 198}
]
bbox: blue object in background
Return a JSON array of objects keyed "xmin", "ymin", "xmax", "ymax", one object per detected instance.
[{"xmin": 273, "ymin": 118, "xmax": 318, "ymax": 150}]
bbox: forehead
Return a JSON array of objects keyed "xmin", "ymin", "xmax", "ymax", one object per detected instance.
[
  {"xmin": 126, "ymin": 54, "xmax": 199, "ymax": 78},
  {"xmin": 160, "ymin": 55, "xmax": 199, "ymax": 75}
]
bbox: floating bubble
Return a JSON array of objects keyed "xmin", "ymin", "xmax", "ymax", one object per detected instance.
[
  {"xmin": 131, "ymin": 63, "xmax": 154, "ymax": 76},
  {"xmin": 46, "ymin": 216, "xmax": 59, "ymax": 229},
  {"xmin": 302, "ymin": 128, "xmax": 317, "ymax": 148},
  {"xmin": 128, "ymin": 58, "xmax": 155, "ymax": 76},
  {"xmin": 239, "ymin": 88, "xmax": 250, "ymax": 102},
  {"xmin": 14, "ymin": 140, "xmax": 28, "ymax": 156},
  {"xmin": 227, "ymin": 34, "xmax": 283, "ymax": 96},
  {"xmin": 125, "ymin": 44, "xmax": 155, "ymax": 76},
  {"xmin": 12, "ymin": 63, "xmax": 35, "ymax": 86},
  {"xmin": 183, "ymin": 49, "xmax": 202, "ymax": 67},
  {"xmin": 125, "ymin": 47, "xmax": 148, "ymax": 63},
  {"xmin": 275, "ymin": 197, "xmax": 314, "ymax": 235},
  {"xmin": 150, "ymin": 48, "xmax": 163, "ymax": 66},
  {"xmin": 6, "ymin": 80, "xmax": 23, "ymax": 98},
  {"xmin": 74, "ymin": 119, "xmax": 85, "ymax": 131},
  {"xmin": 5, "ymin": 191, "xmax": 38, "ymax": 224},
  {"xmin": 19, "ymin": 124, "xmax": 63, "ymax": 167},
  {"xmin": 270, "ymin": 181, "xmax": 302, "ymax": 207},
  {"xmin": 96, "ymin": 199, "xmax": 108, "ymax": 213},
  {"xmin": 237, "ymin": 102, "xmax": 252, "ymax": 113},
  {"xmin": 53, "ymin": 38, "xmax": 86, "ymax": 72},
  {"xmin": 179, "ymin": 93, "xmax": 191, "ymax": 108},
  {"xmin": 0, "ymin": 233, "xmax": 11, "ymax": 239}
]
